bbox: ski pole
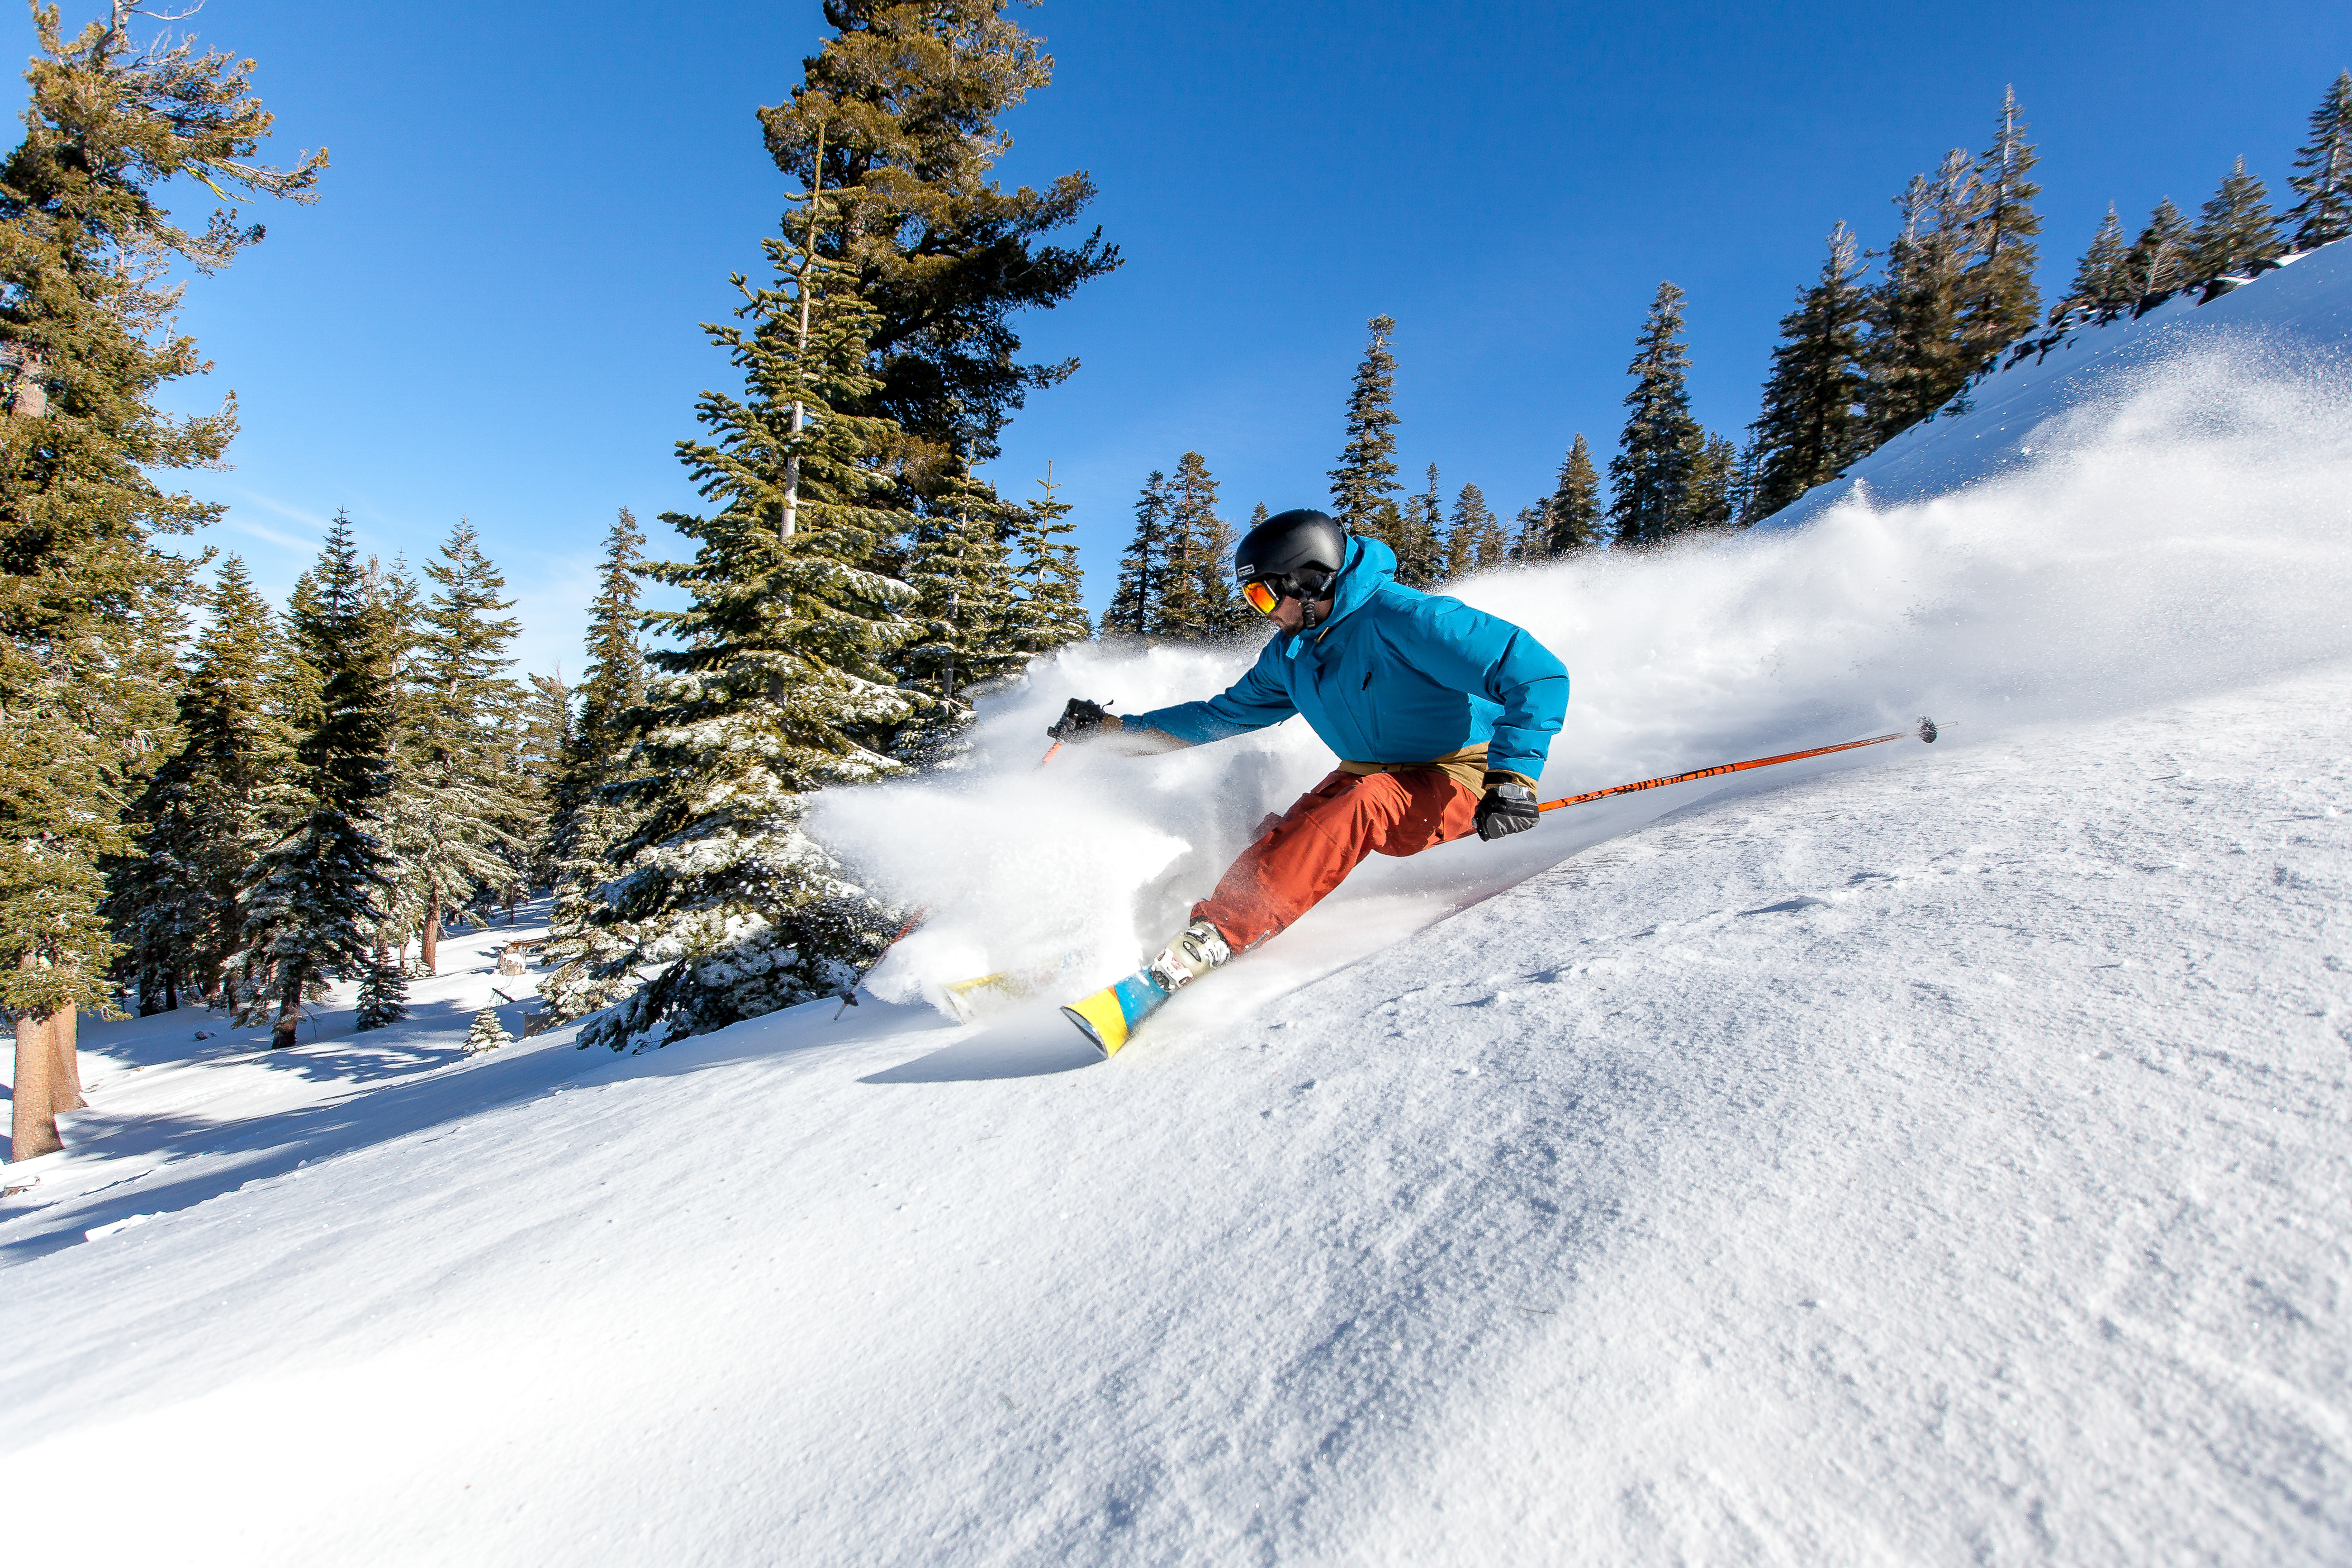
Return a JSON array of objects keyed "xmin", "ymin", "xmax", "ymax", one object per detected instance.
[{"xmin": 1537, "ymin": 716, "xmax": 1938, "ymax": 817}]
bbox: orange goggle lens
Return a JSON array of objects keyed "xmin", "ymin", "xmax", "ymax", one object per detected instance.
[{"xmin": 1241, "ymin": 578, "xmax": 1282, "ymax": 615}]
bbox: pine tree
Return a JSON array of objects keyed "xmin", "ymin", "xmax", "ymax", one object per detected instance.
[
  {"xmin": 1960, "ymin": 87, "xmax": 2042, "ymax": 367},
  {"xmin": 1866, "ymin": 152, "xmax": 1980, "ymax": 442},
  {"xmin": 2124, "ymin": 197, "xmax": 2195, "ymax": 300},
  {"xmin": 1443, "ymin": 483, "xmax": 1506, "ymax": 577},
  {"xmin": 1507, "ymin": 503, "xmax": 1546, "ymax": 562},
  {"xmin": 1389, "ymin": 464, "xmax": 1444, "ymax": 588},
  {"xmin": 1729, "ymin": 436, "xmax": 1763, "ymax": 525},
  {"xmin": 1749, "ymin": 223, "xmax": 1871, "ymax": 520},
  {"xmin": 1154, "ymin": 454, "xmax": 1213, "ymax": 638},
  {"xmin": 579, "ymin": 150, "xmax": 920, "ymax": 1052},
  {"xmin": 2191, "ymin": 157, "xmax": 2284, "ymax": 279},
  {"xmin": 515, "ymin": 670, "xmax": 574, "ymax": 891},
  {"xmin": 1328, "ymin": 315, "xmax": 1402, "ymax": 542},
  {"xmin": 1674, "ymin": 432, "xmax": 1738, "ymax": 533},
  {"xmin": 900, "ymin": 472, "xmax": 1019, "ymax": 739},
  {"xmin": 464, "ymin": 1006, "xmax": 512, "ymax": 1055},
  {"xmin": 759, "ymin": 1, "xmax": 1120, "ymax": 468},
  {"xmin": 537, "ymin": 510, "xmax": 652, "ymax": 1027},
  {"xmin": 2050, "ymin": 206, "xmax": 2133, "ymax": 323},
  {"xmin": 1608, "ymin": 283, "xmax": 1703, "ymax": 548},
  {"xmin": 233, "ymin": 515, "xmax": 395, "ymax": 1051},
  {"xmin": 2285, "ymin": 70, "xmax": 2352, "ymax": 251},
  {"xmin": 575, "ymin": 509, "xmax": 649, "ymax": 768},
  {"xmin": 103, "ymin": 556, "xmax": 294, "ymax": 1013},
  {"xmin": 1104, "ymin": 469, "xmax": 1168, "ymax": 638},
  {"xmin": 1195, "ymin": 507, "xmax": 1248, "ymax": 638},
  {"xmin": 1004, "ymin": 464, "xmax": 1089, "ymax": 651},
  {"xmin": 1543, "ymin": 436, "xmax": 1603, "ymax": 556},
  {"xmin": 382, "ymin": 521, "xmax": 531, "ymax": 973},
  {"xmin": 354, "ymin": 948, "xmax": 407, "ymax": 1031},
  {"xmin": 2, "ymin": 6, "xmax": 321, "ymax": 1156}
]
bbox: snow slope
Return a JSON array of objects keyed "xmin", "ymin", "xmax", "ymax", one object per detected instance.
[{"xmin": 3, "ymin": 246, "xmax": 2349, "ymax": 1564}]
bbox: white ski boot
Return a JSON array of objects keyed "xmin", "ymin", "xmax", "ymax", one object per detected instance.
[{"xmin": 1147, "ymin": 919, "xmax": 1231, "ymax": 994}]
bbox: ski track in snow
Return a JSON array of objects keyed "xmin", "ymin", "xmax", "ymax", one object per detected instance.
[{"xmin": 2, "ymin": 248, "xmax": 2350, "ymax": 1565}]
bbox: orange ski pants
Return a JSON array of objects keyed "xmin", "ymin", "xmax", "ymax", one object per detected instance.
[{"xmin": 1192, "ymin": 767, "xmax": 1482, "ymax": 953}]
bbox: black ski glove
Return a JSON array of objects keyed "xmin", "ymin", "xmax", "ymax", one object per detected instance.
[
  {"xmin": 1475, "ymin": 778, "xmax": 1540, "ymax": 841},
  {"xmin": 1048, "ymin": 697, "xmax": 1119, "ymax": 742}
]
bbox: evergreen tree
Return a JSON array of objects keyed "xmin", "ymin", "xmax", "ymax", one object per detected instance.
[
  {"xmin": 1674, "ymin": 432, "xmax": 1738, "ymax": 533},
  {"xmin": 900, "ymin": 472, "xmax": 1019, "ymax": 739},
  {"xmin": 1729, "ymin": 436, "xmax": 1764, "ymax": 525},
  {"xmin": 464, "ymin": 1006, "xmax": 512, "ymax": 1055},
  {"xmin": 1103, "ymin": 469, "xmax": 1168, "ymax": 637},
  {"xmin": 1154, "ymin": 454, "xmax": 1212, "ymax": 638},
  {"xmin": 759, "ymin": 0, "xmax": 1120, "ymax": 468},
  {"xmin": 2124, "ymin": 197, "xmax": 2195, "ymax": 300},
  {"xmin": 515, "ymin": 670, "xmax": 574, "ymax": 890},
  {"xmin": 1866, "ymin": 152, "xmax": 1980, "ymax": 441},
  {"xmin": 103, "ymin": 556, "xmax": 294, "ymax": 1013},
  {"xmin": 578, "ymin": 156, "xmax": 920, "ymax": 1052},
  {"xmin": 233, "ymin": 515, "xmax": 395, "ymax": 1051},
  {"xmin": 1608, "ymin": 283, "xmax": 1703, "ymax": 548},
  {"xmin": 537, "ymin": 509, "xmax": 653, "ymax": 1025},
  {"xmin": 575, "ymin": 509, "xmax": 650, "ymax": 767},
  {"xmin": 383, "ymin": 521, "xmax": 530, "ymax": 973},
  {"xmin": 2285, "ymin": 71, "xmax": 2352, "ymax": 251},
  {"xmin": 1328, "ymin": 314, "xmax": 1402, "ymax": 542},
  {"xmin": 1443, "ymin": 483, "xmax": 1506, "ymax": 577},
  {"xmin": 1960, "ymin": 87, "xmax": 2042, "ymax": 367},
  {"xmin": 1749, "ymin": 223, "xmax": 1871, "ymax": 520},
  {"xmin": 2, "ymin": 5, "xmax": 320, "ymax": 1156},
  {"xmin": 1543, "ymin": 436, "xmax": 1603, "ymax": 555},
  {"xmin": 354, "ymin": 948, "xmax": 407, "ymax": 1031},
  {"xmin": 1195, "ymin": 505, "xmax": 1248, "ymax": 638},
  {"xmin": 1390, "ymin": 464, "xmax": 1444, "ymax": 588},
  {"xmin": 2050, "ymin": 206, "xmax": 2133, "ymax": 323},
  {"xmin": 1004, "ymin": 464, "xmax": 1089, "ymax": 651},
  {"xmin": 1507, "ymin": 503, "xmax": 1546, "ymax": 562},
  {"xmin": 2191, "ymin": 157, "xmax": 2284, "ymax": 279}
]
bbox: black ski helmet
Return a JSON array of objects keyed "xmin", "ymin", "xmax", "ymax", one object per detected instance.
[{"xmin": 1234, "ymin": 508, "xmax": 1347, "ymax": 586}]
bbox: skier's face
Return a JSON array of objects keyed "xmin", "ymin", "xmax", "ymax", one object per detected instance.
[{"xmin": 1268, "ymin": 591, "xmax": 1330, "ymax": 635}]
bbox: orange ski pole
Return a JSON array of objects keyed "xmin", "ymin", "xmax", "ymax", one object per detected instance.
[{"xmin": 1538, "ymin": 716, "xmax": 1938, "ymax": 816}]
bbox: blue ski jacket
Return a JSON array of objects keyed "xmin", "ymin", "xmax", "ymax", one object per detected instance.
[{"xmin": 1125, "ymin": 535, "xmax": 1569, "ymax": 782}]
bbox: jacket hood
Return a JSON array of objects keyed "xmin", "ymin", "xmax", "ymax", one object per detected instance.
[{"xmin": 1285, "ymin": 533, "xmax": 1394, "ymax": 658}]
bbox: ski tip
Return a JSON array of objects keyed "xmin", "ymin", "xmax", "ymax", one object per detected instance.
[
  {"xmin": 1060, "ymin": 1003, "xmax": 1115, "ymax": 1059},
  {"xmin": 1917, "ymin": 715, "xmax": 1939, "ymax": 744}
]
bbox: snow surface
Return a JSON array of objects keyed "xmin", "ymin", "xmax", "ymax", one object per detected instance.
[{"xmin": 4, "ymin": 245, "xmax": 2350, "ymax": 1564}]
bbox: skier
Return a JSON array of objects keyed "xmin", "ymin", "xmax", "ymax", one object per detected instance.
[{"xmin": 1050, "ymin": 507, "xmax": 1569, "ymax": 1054}]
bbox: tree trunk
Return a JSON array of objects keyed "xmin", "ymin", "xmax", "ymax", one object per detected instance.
[
  {"xmin": 272, "ymin": 978, "xmax": 301, "ymax": 1050},
  {"xmin": 138, "ymin": 972, "xmax": 163, "ymax": 1016},
  {"xmin": 163, "ymin": 970, "xmax": 178, "ymax": 1013},
  {"xmin": 11, "ymin": 1010, "xmax": 62, "ymax": 1161},
  {"xmin": 49, "ymin": 1009, "xmax": 84, "ymax": 1111},
  {"xmin": 422, "ymin": 884, "xmax": 441, "ymax": 975}
]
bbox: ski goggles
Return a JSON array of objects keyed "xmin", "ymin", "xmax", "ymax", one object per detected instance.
[{"xmin": 1239, "ymin": 566, "xmax": 1334, "ymax": 616}]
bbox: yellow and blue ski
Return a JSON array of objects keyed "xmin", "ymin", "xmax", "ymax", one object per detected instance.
[{"xmin": 1060, "ymin": 969, "xmax": 1173, "ymax": 1059}]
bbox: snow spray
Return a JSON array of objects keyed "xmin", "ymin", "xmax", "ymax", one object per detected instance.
[{"xmin": 813, "ymin": 339, "xmax": 2352, "ymax": 1014}]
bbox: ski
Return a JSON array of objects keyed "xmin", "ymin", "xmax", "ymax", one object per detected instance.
[{"xmin": 1060, "ymin": 969, "xmax": 1171, "ymax": 1059}]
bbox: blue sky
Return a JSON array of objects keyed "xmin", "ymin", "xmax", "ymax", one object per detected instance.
[{"xmin": 21, "ymin": 0, "xmax": 2347, "ymax": 678}]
